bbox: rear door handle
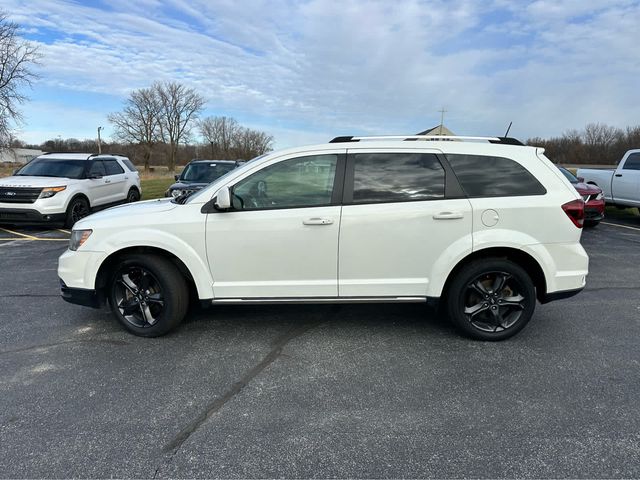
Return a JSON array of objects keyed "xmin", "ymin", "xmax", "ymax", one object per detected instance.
[
  {"xmin": 303, "ymin": 218, "xmax": 333, "ymax": 225},
  {"xmin": 433, "ymin": 211, "xmax": 464, "ymax": 220},
  {"xmin": 615, "ymin": 174, "xmax": 623, "ymax": 177},
  {"xmin": 104, "ymin": 179, "xmax": 111, "ymax": 184}
]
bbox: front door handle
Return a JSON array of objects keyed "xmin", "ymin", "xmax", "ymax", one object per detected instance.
[
  {"xmin": 303, "ymin": 218, "xmax": 333, "ymax": 226},
  {"xmin": 104, "ymin": 179, "xmax": 111, "ymax": 184},
  {"xmin": 615, "ymin": 173, "xmax": 623, "ymax": 177},
  {"xmin": 433, "ymin": 211, "xmax": 464, "ymax": 220}
]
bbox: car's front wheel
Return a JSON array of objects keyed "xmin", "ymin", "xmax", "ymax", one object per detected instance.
[
  {"xmin": 65, "ymin": 196, "xmax": 91, "ymax": 227},
  {"xmin": 108, "ymin": 254, "xmax": 189, "ymax": 337},
  {"xmin": 446, "ymin": 258, "xmax": 536, "ymax": 341}
]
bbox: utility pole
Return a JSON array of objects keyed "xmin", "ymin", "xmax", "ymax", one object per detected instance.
[
  {"xmin": 438, "ymin": 108, "xmax": 447, "ymax": 135},
  {"xmin": 210, "ymin": 141, "xmax": 214, "ymax": 158},
  {"xmin": 97, "ymin": 126, "xmax": 103, "ymax": 154}
]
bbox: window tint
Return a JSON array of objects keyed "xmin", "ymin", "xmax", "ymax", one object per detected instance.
[
  {"xmin": 88, "ymin": 160, "xmax": 106, "ymax": 177},
  {"xmin": 447, "ymin": 154, "xmax": 546, "ymax": 197},
  {"xmin": 104, "ymin": 159, "xmax": 125, "ymax": 175},
  {"xmin": 352, "ymin": 153, "xmax": 445, "ymax": 203},
  {"xmin": 623, "ymin": 153, "xmax": 640, "ymax": 170},
  {"xmin": 232, "ymin": 155, "xmax": 337, "ymax": 210},
  {"xmin": 121, "ymin": 158, "xmax": 137, "ymax": 172}
]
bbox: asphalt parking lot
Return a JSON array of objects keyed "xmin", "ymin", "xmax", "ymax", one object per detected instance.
[{"xmin": 1, "ymin": 218, "xmax": 640, "ymax": 478}]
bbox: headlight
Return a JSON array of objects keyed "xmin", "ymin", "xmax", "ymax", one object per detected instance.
[
  {"xmin": 596, "ymin": 192, "xmax": 604, "ymax": 201},
  {"xmin": 39, "ymin": 186, "xmax": 66, "ymax": 199},
  {"xmin": 69, "ymin": 229, "xmax": 92, "ymax": 251},
  {"xmin": 171, "ymin": 189, "xmax": 183, "ymax": 198}
]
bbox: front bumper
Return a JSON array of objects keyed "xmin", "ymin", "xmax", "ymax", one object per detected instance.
[
  {"xmin": 0, "ymin": 208, "xmax": 66, "ymax": 224},
  {"xmin": 60, "ymin": 279, "xmax": 102, "ymax": 308}
]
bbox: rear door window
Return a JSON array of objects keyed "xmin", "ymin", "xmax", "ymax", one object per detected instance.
[
  {"xmin": 121, "ymin": 159, "xmax": 137, "ymax": 172},
  {"xmin": 349, "ymin": 152, "xmax": 445, "ymax": 204},
  {"xmin": 104, "ymin": 159, "xmax": 125, "ymax": 175},
  {"xmin": 446, "ymin": 154, "xmax": 546, "ymax": 197}
]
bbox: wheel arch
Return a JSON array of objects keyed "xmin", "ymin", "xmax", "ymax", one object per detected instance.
[
  {"xmin": 65, "ymin": 192, "xmax": 91, "ymax": 210},
  {"xmin": 441, "ymin": 247, "xmax": 547, "ymax": 303},
  {"xmin": 95, "ymin": 246, "xmax": 199, "ymax": 302}
]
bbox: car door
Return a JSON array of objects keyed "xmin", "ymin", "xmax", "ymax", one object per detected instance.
[
  {"xmin": 86, "ymin": 160, "xmax": 110, "ymax": 206},
  {"xmin": 612, "ymin": 152, "xmax": 640, "ymax": 206},
  {"xmin": 205, "ymin": 150, "xmax": 346, "ymax": 298},
  {"xmin": 338, "ymin": 148, "xmax": 473, "ymax": 297},
  {"xmin": 102, "ymin": 159, "xmax": 128, "ymax": 203}
]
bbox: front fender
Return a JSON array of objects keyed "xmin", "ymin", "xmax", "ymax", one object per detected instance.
[{"xmin": 97, "ymin": 229, "xmax": 213, "ymax": 299}]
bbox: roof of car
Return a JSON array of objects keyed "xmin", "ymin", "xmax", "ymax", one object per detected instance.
[
  {"xmin": 188, "ymin": 159, "xmax": 238, "ymax": 164},
  {"xmin": 37, "ymin": 153, "xmax": 128, "ymax": 160}
]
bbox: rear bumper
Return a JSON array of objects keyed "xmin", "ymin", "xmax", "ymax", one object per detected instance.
[
  {"xmin": 60, "ymin": 279, "xmax": 102, "ymax": 308},
  {"xmin": 0, "ymin": 208, "xmax": 66, "ymax": 224},
  {"xmin": 585, "ymin": 206, "xmax": 604, "ymax": 222},
  {"xmin": 540, "ymin": 286, "xmax": 584, "ymax": 304}
]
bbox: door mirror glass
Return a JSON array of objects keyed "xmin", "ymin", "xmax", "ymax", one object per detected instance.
[
  {"xmin": 577, "ymin": 176, "xmax": 585, "ymax": 183},
  {"xmin": 214, "ymin": 186, "xmax": 231, "ymax": 210},
  {"xmin": 175, "ymin": 174, "xmax": 180, "ymax": 181}
]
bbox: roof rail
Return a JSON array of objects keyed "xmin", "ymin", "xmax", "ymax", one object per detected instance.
[{"xmin": 329, "ymin": 135, "xmax": 524, "ymax": 145}]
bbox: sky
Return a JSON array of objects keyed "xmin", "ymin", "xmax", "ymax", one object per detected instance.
[{"xmin": 5, "ymin": 0, "xmax": 640, "ymax": 149}]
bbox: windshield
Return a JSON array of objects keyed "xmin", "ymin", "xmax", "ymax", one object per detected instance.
[
  {"xmin": 180, "ymin": 162, "xmax": 236, "ymax": 183},
  {"xmin": 15, "ymin": 158, "xmax": 86, "ymax": 179},
  {"xmin": 558, "ymin": 167, "xmax": 578, "ymax": 184}
]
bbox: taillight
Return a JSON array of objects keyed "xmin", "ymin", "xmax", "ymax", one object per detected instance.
[{"xmin": 562, "ymin": 199, "xmax": 585, "ymax": 228}]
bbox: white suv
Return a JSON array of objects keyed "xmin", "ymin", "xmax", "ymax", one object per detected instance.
[
  {"xmin": 58, "ymin": 136, "xmax": 589, "ymax": 340},
  {"xmin": 0, "ymin": 153, "xmax": 141, "ymax": 227}
]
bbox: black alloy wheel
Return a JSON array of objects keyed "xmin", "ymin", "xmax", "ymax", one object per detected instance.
[
  {"xmin": 463, "ymin": 271, "xmax": 526, "ymax": 333},
  {"xmin": 446, "ymin": 258, "xmax": 536, "ymax": 340},
  {"xmin": 127, "ymin": 188, "xmax": 140, "ymax": 202},
  {"xmin": 108, "ymin": 254, "xmax": 189, "ymax": 337},
  {"xmin": 65, "ymin": 197, "xmax": 90, "ymax": 227},
  {"xmin": 113, "ymin": 266, "xmax": 165, "ymax": 328}
]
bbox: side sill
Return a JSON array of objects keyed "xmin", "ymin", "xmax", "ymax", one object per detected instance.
[{"xmin": 210, "ymin": 296, "xmax": 428, "ymax": 305}]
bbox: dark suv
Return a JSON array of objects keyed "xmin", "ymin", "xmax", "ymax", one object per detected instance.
[{"xmin": 165, "ymin": 160, "xmax": 241, "ymax": 198}]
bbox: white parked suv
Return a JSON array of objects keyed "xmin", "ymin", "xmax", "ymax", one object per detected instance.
[
  {"xmin": 58, "ymin": 136, "xmax": 589, "ymax": 340},
  {"xmin": 0, "ymin": 153, "xmax": 141, "ymax": 227}
]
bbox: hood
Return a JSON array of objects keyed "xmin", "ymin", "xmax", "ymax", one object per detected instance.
[
  {"xmin": 74, "ymin": 198, "xmax": 177, "ymax": 228},
  {"xmin": 573, "ymin": 182, "xmax": 602, "ymax": 195},
  {"xmin": 0, "ymin": 176, "xmax": 80, "ymax": 188},
  {"xmin": 169, "ymin": 181, "xmax": 208, "ymax": 190}
]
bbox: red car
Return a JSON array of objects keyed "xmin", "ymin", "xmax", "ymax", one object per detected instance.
[{"xmin": 558, "ymin": 166, "xmax": 605, "ymax": 226}]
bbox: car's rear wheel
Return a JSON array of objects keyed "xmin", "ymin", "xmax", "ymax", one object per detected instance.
[
  {"xmin": 108, "ymin": 254, "xmax": 189, "ymax": 337},
  {"xmin": 446, "ymin": 258, "xmax": 536, "ymax": 341},
  {"xmin": 65, "ymin": 197, "xmax": 90, "ymax": 227},
  {"xmin": 127, "ymin": 188, "xmax": 140, "ymax": 203}
]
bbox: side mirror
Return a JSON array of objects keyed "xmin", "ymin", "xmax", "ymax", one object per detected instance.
[
  {"xmin": 213, "ymin": 186, "xmax": 231, "ymax": 210},
  {"xmin": 174, "ymin": 174, "xmax": 180, "ymax": 181},
  {"xmin": 577, "ymin": 176, "xmax": 585, "ymax": 183}
]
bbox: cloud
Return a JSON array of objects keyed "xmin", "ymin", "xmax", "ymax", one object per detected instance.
[{"xmin": 4, "ymin": 0, "xmax": 640, "ymax": 147}]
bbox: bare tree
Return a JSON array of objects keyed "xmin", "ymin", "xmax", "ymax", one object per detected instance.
[
  {"xmin": 231, "ymin": 127, "xmax": 274, "ymax": 159},
  {"xmin": 155, "ymin": 81, "xmax": 205, "ymax": 171},
  {"xmin": 199, "ymin": 116, "xmax": 240, "ymax": 158},
  {"xmin": 199, "ymin": 115, "xmax": 273, "ymax": 159},
  {"xmin": 108, "ymin": 87, "xmax": 161, "ymax": 172},
  {"xmin": 0, "ymin": 12, "xmax": 40, "ymax": 147}
]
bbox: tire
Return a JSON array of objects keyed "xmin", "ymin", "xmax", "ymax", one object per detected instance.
[
  {"xmin": 446, "ymin": 258, "xmax": 536, "ymax": 341},
  {"xmin": 127, "ymin": 188, "xmax": 141, "ymax": 203},
  {"xmin": 107, "ymin": 254, "xmax": 189, "ymax": 337},
  {"xmin": 65, "ymin": 196, "xmax": 91, "ymax": 228}
]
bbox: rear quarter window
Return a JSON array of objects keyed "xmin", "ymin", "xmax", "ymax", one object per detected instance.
[
  {"xmin": 446, "ymin": 154, "xmax": 546, "ymax": 197},
  {"xmin": 121, "ymin": 159, "xmax": 137, "ymax": 172}
]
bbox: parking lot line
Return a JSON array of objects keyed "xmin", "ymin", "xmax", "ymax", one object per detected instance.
[
  {"xmin": 0, "ymin": 227, "xmax": 39, "ymax": 240},
  {"xmin": 601, "ymin": 221, "xmax": 640, "ymax": 232}
]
